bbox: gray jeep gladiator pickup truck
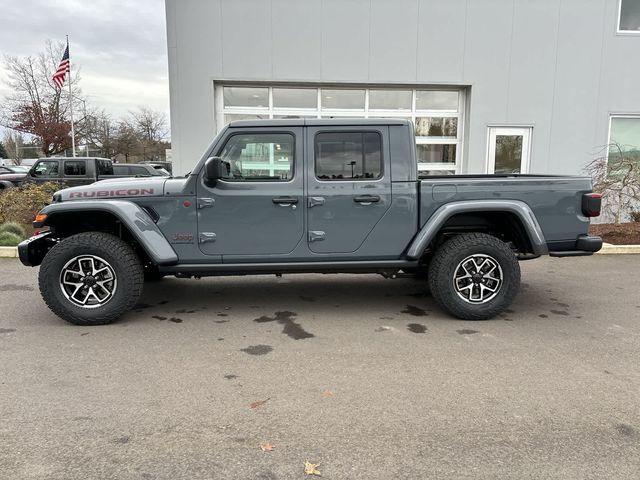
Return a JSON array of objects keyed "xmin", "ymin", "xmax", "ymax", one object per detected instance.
[{"xmin": 18, "ymin": 119, "xmax": 602, "ymax": 325}]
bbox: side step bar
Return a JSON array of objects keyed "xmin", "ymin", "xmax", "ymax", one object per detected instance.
[{"xmin": 159, "ymin": 260, "xmax": 418, "ymax": 277}]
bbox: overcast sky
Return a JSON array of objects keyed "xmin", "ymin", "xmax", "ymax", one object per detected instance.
[{"xmin": 0, "ymin": 0, "xmax": 169, "ymax": 123}]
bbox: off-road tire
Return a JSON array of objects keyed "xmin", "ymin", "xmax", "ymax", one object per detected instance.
[
  {"xmin": 427, "ymin": 233, "xmax": 520, "ymax": 320},
  {"xmin": 39, "ymin": 232, "xmax": 144, "ymax": 325}
]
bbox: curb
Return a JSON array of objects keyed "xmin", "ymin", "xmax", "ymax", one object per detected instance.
[
  {"xmin": 0, "ymin": 246, "xmax": 19, "ymax": 258},
  {"xmin": 597, "ymin": 242, "xmax": 640, "ymax": 255}
]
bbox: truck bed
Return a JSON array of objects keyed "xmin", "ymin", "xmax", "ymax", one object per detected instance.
[{"xmin": 419, "ymin": 175, "xmax": 593, "ymax": 248}]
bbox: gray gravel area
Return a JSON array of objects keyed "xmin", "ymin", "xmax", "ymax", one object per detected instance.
[{"xmin": 1, "ymin": 255, "xmax": 639, "ymax": 479}]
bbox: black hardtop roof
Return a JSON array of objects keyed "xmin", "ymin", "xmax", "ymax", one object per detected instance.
[{"xmin": 227, "ymin": 118, "xmax": 412, "ymax": 128}]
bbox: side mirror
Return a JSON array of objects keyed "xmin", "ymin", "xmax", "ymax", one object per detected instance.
[{"xmin": 203, "ymin": 157, "xmax": 229, "ymax": 185}]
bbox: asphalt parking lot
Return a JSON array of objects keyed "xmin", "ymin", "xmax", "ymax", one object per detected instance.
[{"xmin": 1, "ymin": 255, "xmax": 639, "ymax": 479}]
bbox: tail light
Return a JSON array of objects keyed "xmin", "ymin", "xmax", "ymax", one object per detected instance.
[{"xmin": 582, "ymin": 193, "xmax": 602, "ymax": 217}]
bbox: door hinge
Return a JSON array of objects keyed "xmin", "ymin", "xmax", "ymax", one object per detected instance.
[
  {"xmin": 198, "ymin": 198, "xmax": 215, "ymax": 209},
  {"xmin": 308, "ymin": 231, "xmax": 326, "ymax": 242},
  {"xmin": 199, "ymin": 232, "xmax": 217, "ymax": 244},
  {"xmin": 308, "ymin": 196, "xmax": 325, "ymax": 208}
]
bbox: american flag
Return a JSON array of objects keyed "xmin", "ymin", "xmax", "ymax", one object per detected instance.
[{"xmin": 52, "ymin": 43, "xmax": 70, "ymax": 89}]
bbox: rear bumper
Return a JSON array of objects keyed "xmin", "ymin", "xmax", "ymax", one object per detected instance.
[{"xmin": 548, "ymin": 234, "xmax": 603, "ymax": 257}]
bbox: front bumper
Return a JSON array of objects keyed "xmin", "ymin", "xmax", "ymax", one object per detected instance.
[
  {"xmin": 18, "ymin": 231, "xmax": 57, "ymax": 267},
  {"xmin": 548, "ymin": 234, "xmax": 603, "ymax": 257}
]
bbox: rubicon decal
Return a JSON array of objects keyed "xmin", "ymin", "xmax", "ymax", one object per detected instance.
[{"xmin": 69, "ymin": 188, "xmax": 155, "ymax": 198}]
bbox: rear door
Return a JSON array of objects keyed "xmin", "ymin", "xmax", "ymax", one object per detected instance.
[
  {"xmin": 197, "ymin": 127, "xmax": 305, "ymax": 257},
  {"xmin": 62, "ymin": 159, "xmax": 89, "ymax": 187},
  {"xmin": 306, "ymin": 126, "xmax": 391, "ymax": 254}
]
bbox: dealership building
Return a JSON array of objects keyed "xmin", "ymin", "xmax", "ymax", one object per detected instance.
[{"xmin": 165, "ymin": 0, "xmax": 640, "ymax": 176}]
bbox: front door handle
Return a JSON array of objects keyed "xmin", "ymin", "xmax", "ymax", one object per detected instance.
[
  {"xmin": 353, "ymin": 195, "xmax": 380, "ymax": 205},
  {"xmin": 272, "ymin": 196, "xmax": 299, "ymax": 207}
]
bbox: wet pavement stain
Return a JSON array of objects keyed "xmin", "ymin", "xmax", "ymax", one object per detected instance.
[
  {"xmin": 406, "ymin": 292, "xmax": 428, "ymax": 298},
  {"xmin": 217, "ymin": 338, "xmax": 224, "ymax": 341},
  {"xmin": 615, "ymin": 423, "xmax": 638, "ymax": 437},
  {"xmin": 214, "ymin": 320, "xmax": 229, "ymax": 324},
  {"xmin": 539, "ymin": 314, "xmax": 549, "ymax": 318},
  {"xmin": 80, "ymin": 332, "xmax": 90, "ymax": 336},
  {"xmin": 175, "ymin": 309, "xmax": 196, "ymax": 314},
  {"xmin": 241, "ymin": 344, "xmax": 273, "ymax": 355},
  {"xmin": 224, "ymin": 374, "xmax": 238, "ymax": 380},
  {"xmin": 217, "ymin": 313, "xmax": 229, "ymax": 317},
  {"xmin": 402, "ymin": 305, "xmax": 428, "ymax": 316},
  {"xmin": 379, "ymin": 316, "xmax": 394, "ymax": 320},
  {"xmin": 550, "ymin": 310, "xmax": 569, "ymax": 316},
  {"xmin": 0, "ymin": 284, "xmax": 33, "ymax": 292},
  {"xmin": 407, "ymin": 323, "xmax": 427, "ymax": 334},
  {"xmin": 457, "ymin": 329, "xmax": 479, "ymax": 335},
  {"xmin": 157, "ymin": 300, "xmax": 169, "ymax": 305},
  {"xmin": 253, "ymin": 311, "xmax": 314, "ymax": 340},
  {"xmin": 0, "ymin": 328, "xmax": 16, "ymax": 334},
  {"xmin": 134, "ymin": 303, "xmax": 152, "ymax": 310},
  {"xmin": 555, "ymin": 302, "xmax": 570, "ymax": 308},
  {"xmin": 169, "ymin": 317, "xmax": 183, "ymax": 323},
  {"xmin": 152, "ymin": 315, "xmax": 167, "ymax": 321}
]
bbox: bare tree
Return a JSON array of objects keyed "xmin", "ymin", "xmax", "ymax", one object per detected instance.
[
  {"xmin": 585, "ymin": 142, "xmax": 640, "ymax": 223},
  {"xmin": 127, "ymin": 107, "xmax": 169, "ymax": 161},
  {"xmin": 2, "ymin": 131, "xmax": 25, "ymax": 164},
  {"xmin": 1, "ymin": 40, "xmax": 87, "ymax": 156}
]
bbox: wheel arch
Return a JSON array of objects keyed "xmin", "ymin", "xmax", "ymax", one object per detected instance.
[
  {"xmin": 406, "ymin": 200, "xmax": 548, "ymax": 259},
  {"xmin": 36, "ymin": 201, "xmax": 178, "ymax": 266}
]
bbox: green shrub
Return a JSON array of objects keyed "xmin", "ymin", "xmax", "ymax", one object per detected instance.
[
  {"xmin": 0, "ymin": 182, "xmax": 60, "ymax": 226},
  {"xmin": 0, "ymin": 222, "xmax": 27, "ymax": 239},
  {"xmin": 0, "ymin": 231, "xmax": 22, "ymax": 247}
]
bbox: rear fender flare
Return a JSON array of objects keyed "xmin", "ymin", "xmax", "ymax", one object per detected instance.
[
  {"xmin": 37, "ymin": 200, "xmax": 178, "ymax": 265},
  {"xmin": 406, "ymin": 200, "xmax": 548, "ymax": 259}
]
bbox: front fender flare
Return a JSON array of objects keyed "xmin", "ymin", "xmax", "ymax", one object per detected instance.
[
  {"xmin": 406, "ymin": 200, "xmax": 548, "ymax": 259},
  {"xmin": 37, "ymin": 200, "xmax": 178, "ymax": 265}
]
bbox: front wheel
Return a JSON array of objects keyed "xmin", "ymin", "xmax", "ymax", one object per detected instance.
[
  {"xmin": 39, "ymin": 232, "xmax": 144, "ymax": 325},
  {"xmin": 427, "ymin": 233, "xmax": 520, "ymax": 320}
]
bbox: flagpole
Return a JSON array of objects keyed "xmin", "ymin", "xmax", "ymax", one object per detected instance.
[{"xmin": 67, "ymin": 35, "xmax": 76, "ymax": 157}]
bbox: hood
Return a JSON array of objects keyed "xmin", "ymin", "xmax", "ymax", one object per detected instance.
[
  {"xmin": 56, "ymin": 176, "xmax": 167, "ymax": 202},
  {"xmin": 0, "ymin": 173, "xmax": 27, "ymax": 183}
]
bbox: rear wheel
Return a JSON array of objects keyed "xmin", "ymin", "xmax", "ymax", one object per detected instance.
[
  {"xmin": 427, "ymin": 233, "xmax": 520, "ymax": 320},
  {"xmin": 39, "ymin": 232, "xmax": 144, "ymax": 325}
]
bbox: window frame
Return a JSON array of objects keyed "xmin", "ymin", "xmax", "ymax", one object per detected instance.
[
  {"xmin": 607, "ymin": 113, "xmax": 640, "ymax": 164},
  {"xmin": 63, "ymin": 160, "xmax": 87, "ymax": 177},
  {"xmin": 214, "ymin": 131, "xmax": 297, "ymax": 183},
  {"xmin": 617, "ymin": 0, "xmax": 640, "ymax": 35},
  {"xmin": 313, "ymin": 130, "xmax": 384, "ymax": 182},
  {"xmin": 32, "ymin": 160, "xmax": 60, "ymax": 178},
  {"xmin": 216, "ymin": 84, "xmax": 465, "ymax": 175}
]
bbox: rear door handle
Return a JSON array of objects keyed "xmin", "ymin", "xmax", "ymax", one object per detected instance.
[
  {"xmin": 353, "ymin": 195, "xmax": 380, "ymax": 205},
  {"xmin": 272, "ymin": 196, "xmax": 299, "ymax": 207}
]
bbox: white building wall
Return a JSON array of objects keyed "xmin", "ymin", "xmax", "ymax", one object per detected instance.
[{"xmin": 166, "ymin": 0, "xmax": 640, "ymax": 176}]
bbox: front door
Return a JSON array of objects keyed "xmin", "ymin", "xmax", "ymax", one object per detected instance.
[
  {"xmin": 306, "ymin": 126, "xmax": 391, "ymax": 254},
  {"xmin": 487, "ymin": 127, "xmax": 532, "ymax": 174},
  {"xmin": 197, "ymin": 128, "xmax": 305, "ymax": 257}
]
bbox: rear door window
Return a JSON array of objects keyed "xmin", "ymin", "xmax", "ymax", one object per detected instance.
[
  {"xmin": 314, "ymin": 132, "xmax": 382, "ymax": 180},
  {"xmin": 64, "ymin": 160, "xmax": 86, "ymax": 176}
]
